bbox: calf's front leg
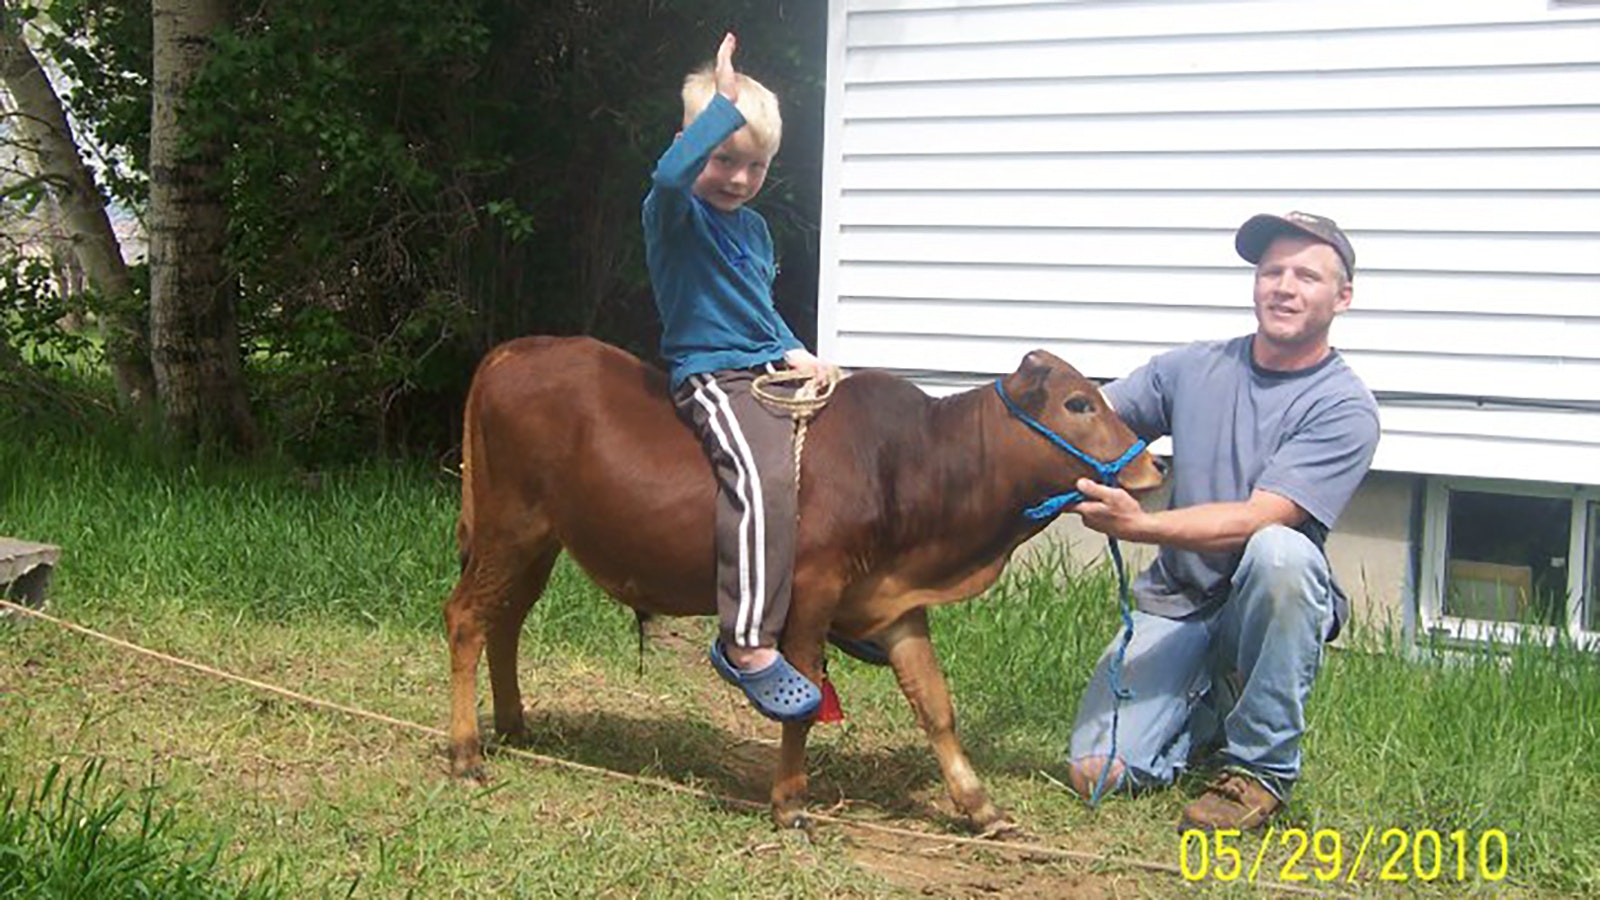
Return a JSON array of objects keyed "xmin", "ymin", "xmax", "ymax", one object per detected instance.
[
  {"xmin": 770, "ymin": 637, "xmax": 824, "ymax": 829},
  {"xmin": 772, "ymin": 719, "xmax": 814, "ymax": 829},
  {"xmin": 881, "ymin": 608, "xmax": 1013, "ymax": 833}
]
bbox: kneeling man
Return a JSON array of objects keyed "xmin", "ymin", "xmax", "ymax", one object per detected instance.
[{"xmin": 1067, "ymin": 212, "xmax": 1380, "ymax": 831}]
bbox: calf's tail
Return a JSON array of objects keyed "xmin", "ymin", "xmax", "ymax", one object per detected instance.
[{"xmin": 455, "ymin": 383, "xmax": 479, "ymax": 574}]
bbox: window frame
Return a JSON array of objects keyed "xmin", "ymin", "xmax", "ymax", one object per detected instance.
[{"xmin": 1419, "ymin": 476, "xmax": 1599, "ymax": 648}]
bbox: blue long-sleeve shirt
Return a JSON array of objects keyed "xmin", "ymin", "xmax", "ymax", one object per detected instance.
[{"xmin": 643, "ymin": 94, "xmax": 802, "ymax": 390}]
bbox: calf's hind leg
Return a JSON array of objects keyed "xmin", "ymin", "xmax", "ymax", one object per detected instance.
[
  {"xmin": 881, "ymin": 608, "xmax": 1013, "ymax": 833},
  {"xmin": 485, "ymin": 545, "xmax": 560, "ymax": 743},
  {"xmin": 445, "ymin": 542, "xmax": 559, "ymax": 779}
]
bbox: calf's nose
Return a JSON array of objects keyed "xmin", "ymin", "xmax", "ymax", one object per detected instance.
[{"xmin": 1117, "ymin": 450, "xmax": 1165, "ymax": 495}]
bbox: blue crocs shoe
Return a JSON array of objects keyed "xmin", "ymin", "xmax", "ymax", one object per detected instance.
[{"xmin": 709, "ymin": 640, "xmax": 822, "ymax": 723}]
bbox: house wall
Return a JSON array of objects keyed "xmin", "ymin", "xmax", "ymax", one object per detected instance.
[
  {"xmin": 819, "ymin": 0, "xmax": 1600, "ymax": 488},
  {"xmin": 819, "ymin": 0, "xmax": 1600, "ymax": 628},
  {"xmin": 1325, "ymin": 472, "xmax": 1418, "ymax": 641}
]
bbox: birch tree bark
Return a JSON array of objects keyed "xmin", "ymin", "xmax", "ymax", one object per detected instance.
[
  {"xmin": 148, "ymin": 0, "xmax": 256, "ymax": 449},
  {"xmin": 0, "ymin": 5, "xmax": 157, "ymax": 414}
]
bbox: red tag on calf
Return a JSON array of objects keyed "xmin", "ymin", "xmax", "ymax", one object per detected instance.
[{"xmin": 816, "ymin": 676, "xmax": 844, "ymax": 723}]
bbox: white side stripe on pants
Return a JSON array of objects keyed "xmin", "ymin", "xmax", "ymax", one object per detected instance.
[{"xmin": 690, "ymin": 375, "xmax": 768, "ymax": 647}]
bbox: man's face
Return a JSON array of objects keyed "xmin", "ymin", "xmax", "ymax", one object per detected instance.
[
  {"xmin": 1252, "ymin": 235, "xmax": 1352, "ymax": 352},
  {"xmin": 693, "ymin": 128, "xmax": 772, "ymax": 212}
]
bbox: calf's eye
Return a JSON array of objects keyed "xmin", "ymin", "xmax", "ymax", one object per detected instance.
[{"xmin": 1065, "ymin": 397, "xmax": 1093, "ymax": 414}]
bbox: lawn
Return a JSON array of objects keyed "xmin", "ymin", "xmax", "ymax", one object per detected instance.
[{"xmin": 2, "ymin": 424, "xmax": 1597, "ymax": 898}]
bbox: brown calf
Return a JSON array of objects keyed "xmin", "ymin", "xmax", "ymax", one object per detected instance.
[{"xmin": 444, "ymin": 336, "xmax": 1161, "ymax": 830}]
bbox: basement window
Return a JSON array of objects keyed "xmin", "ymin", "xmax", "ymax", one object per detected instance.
[
  {"xmin": 1590, "ymin": 503, "xmax": 1600, "ymax": 633},
  {"xmin": 1419, "ymin": 478, "xmax": 1598, "ymax": 646}
]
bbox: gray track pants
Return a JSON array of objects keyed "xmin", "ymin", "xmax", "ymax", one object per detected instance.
[{"xmin": 673, "ymin": 367, "xmax": 798, "ymax": 650}]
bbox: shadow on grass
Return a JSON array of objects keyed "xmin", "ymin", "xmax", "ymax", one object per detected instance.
[{"xmin": 469, "ymin": 704, "xmax": 1006, "ymax": 830}]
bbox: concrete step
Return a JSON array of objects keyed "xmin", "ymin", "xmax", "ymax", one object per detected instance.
[{"xmin": 1, "ymin": 537, "xmax": 60, "ymax": 613}]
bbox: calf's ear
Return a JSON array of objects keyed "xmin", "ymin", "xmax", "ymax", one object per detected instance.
[
  {"xmin": 1019, "ymin": 349, "xmax": 1055, "ymax": 375},
  {"xmin": 1002, "ymin": 349, "xmax": 1055, "ymax": 415}
]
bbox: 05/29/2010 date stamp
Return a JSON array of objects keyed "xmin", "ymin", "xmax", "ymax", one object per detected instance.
[{"xmin": 1178, "ymin": 826, "xmax": 1510, "ymax": 885}]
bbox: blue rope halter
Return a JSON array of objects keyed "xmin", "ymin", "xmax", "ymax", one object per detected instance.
[
  {"xmin": 991, "ymin": 379, "xmax": 1146, "ymax": 521},
  {"xmin": 993, "ymin": 378, "xmax": 1143, "ymax": 807}
]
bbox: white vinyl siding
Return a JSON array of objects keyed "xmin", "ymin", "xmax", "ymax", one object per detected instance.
[{"xmin": 818, "ymin": 0, "xmax": 1600, "ymax": 486}]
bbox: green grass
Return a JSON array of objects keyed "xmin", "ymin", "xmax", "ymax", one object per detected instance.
[
  {"xmin": 1302, "ymin": 633, "xmax": 1600, "ymax": 893},
  {"xmin": 0, "ymin": 421, "xmax": 632, "ymax": 649},
  {"xmin": 0, "ymin": 760, "xmax": 279, "ymax": 899},
  {"xmin": 0, "ymin": 616, "xmax": 876, "ymax": 898},
  {"xmin": 928, "ymin": 551, "xmax": 1600, "ymax": 896},
  {"xmin": 2, "ymin": 420, "xmax": 1598, "ymax": 896}
]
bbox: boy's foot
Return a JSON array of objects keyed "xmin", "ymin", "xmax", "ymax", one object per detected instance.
[
  {"xmin": 723, "ymin": 643, "xmax": 779, "ymax": 671},
  {"xmin": 709, "ymin": 640, "xmax": 821, "ymax": 722},
  {"xmin": 1179, "ymin": 770, "xmax": 1281, "ymax": 832}
]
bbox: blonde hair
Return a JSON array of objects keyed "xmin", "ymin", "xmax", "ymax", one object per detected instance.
[{"xmin": 681, "ymin": 65, "xmax": 782, "ymax": 157}]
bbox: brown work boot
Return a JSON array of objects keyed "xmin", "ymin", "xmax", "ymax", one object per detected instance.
[{"xmin": 1179, "ymin": 770, "xmax": 1281, "ymax": 832}]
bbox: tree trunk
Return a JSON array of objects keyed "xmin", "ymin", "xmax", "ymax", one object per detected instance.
[
  {"xmin": 148, "ymin": 0, "xmax": 256, "ymax": 451},
  {"xmin": 0, "ymin": 7, "xmax": 157, "ymax": 415}
]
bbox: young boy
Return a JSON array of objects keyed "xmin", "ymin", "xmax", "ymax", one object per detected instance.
[{"xmin": 643, "ymin": 33, "xmax": 836, "ymax": 722}]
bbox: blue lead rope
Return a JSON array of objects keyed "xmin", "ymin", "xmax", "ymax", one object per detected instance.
[
  {"xmin": 1090, "ymin": 536, "xmax": 1135, "ymax": 807},
  {"xmin": 990, "ymin": 378, "xmax": 1142, "ymax": 807}
]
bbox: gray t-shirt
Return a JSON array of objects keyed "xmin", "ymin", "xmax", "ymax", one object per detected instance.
[{"xmin": 1104, "ymin": 335, "xmax": 1380, "ymax": 632}]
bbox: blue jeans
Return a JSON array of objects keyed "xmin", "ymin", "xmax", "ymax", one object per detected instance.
[{"xmin": 1068, "ymin": 526, "xmax": 1336, "ymax": 800}]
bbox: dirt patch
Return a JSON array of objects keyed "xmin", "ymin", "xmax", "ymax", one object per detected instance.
[{"xmin": 845, "ymin": 833, "xmax": 1116, "ymax": 899}]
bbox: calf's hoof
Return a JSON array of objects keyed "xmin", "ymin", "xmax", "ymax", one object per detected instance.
[
  {"xmin": 451, "ymin": 761, "xmax": 487, "ymax": 782},
  {"xmin": 967, "ymin": 802, "xmax": 1017, "ymax": 837},
  {"xmin": 771, "ymin": 800, "xmax": 812, "ymax": 832},
  {"xmin": 496, "ymin": 726, "xmax": 531, "ymax": 748},
  {"xmin": 772, "ymin": 803, "xmax": 815, "ymax": 834},
  {"xmin": 448, "ymin": 742, "xmax": 487, "ymax": 781},
  {"xmin": 977, "ymin": 815, "xmax": 1023, "ymax": 840}
]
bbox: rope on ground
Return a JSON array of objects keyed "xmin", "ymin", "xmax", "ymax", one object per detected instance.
[{"xmin": 0, "ymin": 598, "xmax": 1341, "ymax": 898}]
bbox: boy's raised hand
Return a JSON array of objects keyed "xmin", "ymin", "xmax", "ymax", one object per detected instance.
[{"xmin": 715, "ymin": 32, "xmax": 740, "ymax": 103}]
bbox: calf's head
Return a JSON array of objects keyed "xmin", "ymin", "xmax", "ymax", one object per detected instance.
[{"xmin": 998, "ymin": 350, "xmax": 1163, "ymax": 496}]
